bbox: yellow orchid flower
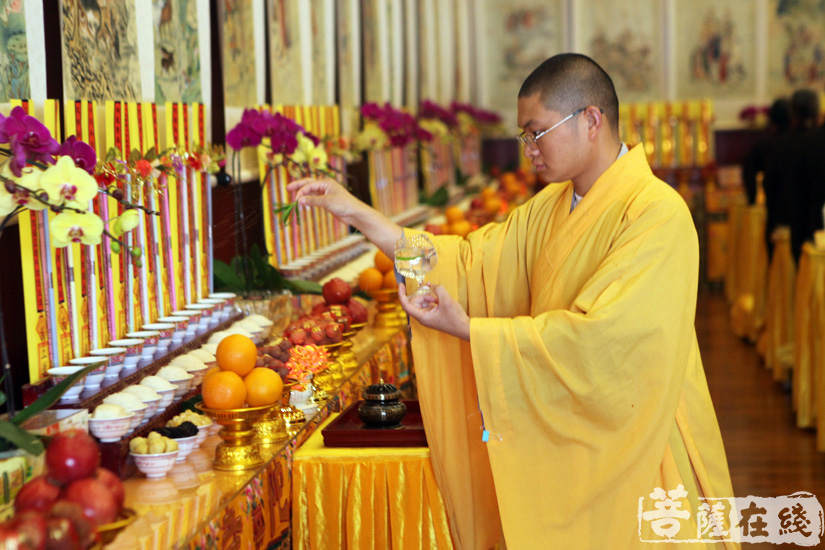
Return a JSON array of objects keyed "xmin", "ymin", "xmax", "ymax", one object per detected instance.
[
  {"xmin": 50, "ymin": 211, "xmax": 104, "ymax": 247},
  {"xmin": 0, "ymin": 164, "xmax": 47, "ymax": 212},
  {"xmin": 40, "ymin": 156, "xmax": 98, "ymax": 208},
  {"xmin": 419, "ymin": 119, "xmax": 450, "ymax": 139},
  {"xmin": 116, "ymin": 209, "xmax": 140, "ymax": 233},
  {"xmin": 354, "ymin": 123, "xmax": 388, "ymax": 152}
]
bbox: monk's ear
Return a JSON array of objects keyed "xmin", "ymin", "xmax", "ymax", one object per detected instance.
[{"xmin": 585, "ymin": 106, "xmax": 603, "ymax": 140}]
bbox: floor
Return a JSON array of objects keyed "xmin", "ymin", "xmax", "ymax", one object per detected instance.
[{"xmin": 697, "ymin": 291, "xmax": 825, "ymax": 501}]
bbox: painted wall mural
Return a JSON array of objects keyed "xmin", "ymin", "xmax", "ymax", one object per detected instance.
[
  {"xmin": 222, "ymin": 0, "xmax": 256, "ymax": 107},
  {"xmin": 768, "ymin": 0, "xmax": 825, "ymax": 96},
  {"xmin": 269, "ymin": 0, "xmax": 304, "ymax": 105},
  {"xmin": 0, "ymin": 0, "xmax": 29, "ymax": 102},
  {"xmin": 60, "ymin": 0, "xmax": 142, "ymax": 101},
  {"xmin": 153, "ymin": 0, "xmax": 202, "ymax": 104}
]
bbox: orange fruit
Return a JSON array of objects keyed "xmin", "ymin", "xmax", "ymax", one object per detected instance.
[
  {"xmin": 483, "ymin": 197, "xmax": 502, "ymax": 215},
  {"xmin": 243, "ymin": 368, "xmax": 284, "ymax": 407},
  {"xmin": 203, "ymin": 366, "xmax": 220, "ymax": 381},
  {"xmin": 500, "ymin": 172, "xmax": 518, "ymax": 187},
  {"xmin": 480, "ymin": 187, "xmax": 497, "ymax": 200},
  {"xmin": 449, "ymin": 220, "xmax": 472, "ymax": 238},
  {"xmin": 383, "ymin": 269, "xmax": 397, "ymax": 289},
  {"xmin": 216, "ymin": 334, "xmax": 257, "ymax": 377},
  {"xmin": 202, "ymin": 371, "xmax": 247, "ymax": 410},
  {"xmin": 359, "ymin": 267, "xmax": 384, "ymax": 291},
  {"xmin": 374, "ymin": 250, "xmax": 394, "ymax": 273},
  {"xmin": 445, "ymin": 206, "xmax": 464, "ymax": 223}
]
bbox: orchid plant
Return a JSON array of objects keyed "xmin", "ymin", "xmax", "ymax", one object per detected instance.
[
  {"xmin": 355, "ymin": 102, "xmax": 433, "ymax": 152},
  {"xmin": 0, "ymin": 106, "xmax": 157, "ymax": 421},
  {"xmin": 225, "ymin": 108, "xmax": 343, "ymax": 226}
]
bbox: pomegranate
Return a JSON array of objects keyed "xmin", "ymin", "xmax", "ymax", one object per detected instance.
[
  {"xmin": 322, "ymin": 278, "xmax": 352, "ymax": 305},
  {"xmin": 45, "ymin": 430, "xmax": 99, "ymax": 485},
  {"xmin": 61, "ymin": 479, "xmax": 118, "ymax": 527},
  {"xmin": 346, "ymin": 299, "xmax": 368, "ymax": 324},
  {"xmin": 48, "ymin": 501, "xmax": 94, "ymax": 548},
  {"xmin": 44, "ymin": 517, "xmax": 78, "ymax": 550},
  {"xmin": 93, "ymin": 468, "xmax": 124, "ymax": 512},
  {"xmin": 0, "ymin": 510, "xmax": 47, "ymax": 550},
  {"xmin": 15, "ymin": 476, "xmax": 61, "ymax": 513}
]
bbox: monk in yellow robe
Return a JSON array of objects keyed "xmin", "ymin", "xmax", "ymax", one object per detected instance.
[{"xmin": 290, "ymin": 54, "xmax": 737, "ymax": 549}]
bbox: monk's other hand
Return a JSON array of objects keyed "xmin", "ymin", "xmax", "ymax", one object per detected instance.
[{"xmin": 398, "ymin": 283, "xmax": 470, "ymax": 341}]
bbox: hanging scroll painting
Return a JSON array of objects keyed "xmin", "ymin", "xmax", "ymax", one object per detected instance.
[
  {"xmin": 222, "ymin": 0, "xmax": 256, "ymax": 107},
  {"xmin": 0, "ymin": 1, "xmax": 29, "ymax": 101},
  {"xmin": 60, "ymin": 0, "xmax": 141, "ymax": 101},
  {"xmin": 768, "ymin": 0, "xmax": 825, "ymax": 96},
  {"xmin": 153, "ymin": 0, "xmax": 203, "ymax": 104},
  {"xmin": 577, "ymin": 0, "xmax": 663, "ymax": 103},
  {"xmin": 269, "ymin": 0, "xmax": 304, "ymax": 105}
]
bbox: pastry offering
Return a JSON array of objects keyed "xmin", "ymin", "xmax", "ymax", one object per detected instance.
[
  {"xmin": 103, "ymin": 392, "xmax": 146, "ymax": 411},
  {"xmin": 92, "ymin": 403, "xmax": 129, "ymax": 419},
  {"xmin": 122, "ymin": 385, "xmax": 161, "ymax": 401},
  {"xmin": 170, "ymin": 355, "xmax": 207, "ymax": 372},
  {"xmin": 189, "ymin": 349, "xmax": 216, "ymax": 363},
  {"xmin": 157, "ymin": 366, "xmax": 193, "ymax": 381},
  {"xmin": 140, "ymin": 375, "xmax": 177, "ymax": 391}
]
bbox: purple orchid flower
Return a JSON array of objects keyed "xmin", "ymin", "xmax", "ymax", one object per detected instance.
[
  {"xmin": 57, "ymin": 136, "xmax": 97, "ymax": 175},
  {"xmin": 226, "ymin": 124, "xmax": 262, "ymax": 151},
  {"xmin": 0, "ymin": 106, "xmax": 60, "ymax": 176},
  {"xmin": 303, "ymin": 131, "xmax": 320, "ymax": 147}
]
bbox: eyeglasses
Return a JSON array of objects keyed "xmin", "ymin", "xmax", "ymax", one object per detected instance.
[{"xmin": 517, "ymin": 107, "xmax": 602, "ymax": 148}]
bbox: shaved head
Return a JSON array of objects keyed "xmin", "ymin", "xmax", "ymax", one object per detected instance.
[{"xmin": 519, "ymin": 54, "xmax": 619, "ymax": 136}]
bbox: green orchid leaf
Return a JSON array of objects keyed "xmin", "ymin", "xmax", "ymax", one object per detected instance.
[
  {"xmin": 0, "ymin": 421, "xmax": 44, "ymax": 455},
  {"xmin": 213, "ymin": 259, "xmax": 245, "ymax": 293},
  {"xmin": 11, "ymin": 362, "xmax": 101, "ymax": 426},
  {"xmin": 283, "ymin": 278, "xmax": 322, "ymax": 295},
  {"xmin": 422, "ymin": 186, "xmax": 449, "ymax": 207}
]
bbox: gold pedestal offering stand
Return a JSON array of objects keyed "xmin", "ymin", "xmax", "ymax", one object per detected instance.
[
  {"xmin": 321, "ymin": 341, "xmax": 345, "ymax": 383},
  {"xmin": 368, "ymin": 289, "xmax": 405, "ymax": 329},
  {"xmin": 195, "ymin": 402, "xmax": 275, "ymax": 471},
  {"xmin": 339, "ymin": 322, "xmax": 365, "ymax": 374},
  {"xmin": 253, "ymin": 383, "xmax": 295, "ymax": 446}
]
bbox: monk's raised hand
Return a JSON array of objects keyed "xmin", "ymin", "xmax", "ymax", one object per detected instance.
[
  {"xmin": 286, "ymin": 178, "xmax": 361, "ymax": 222},
  {"xmin": 398, "ymin": 283, "xmax": 470, "ymax": 342}
]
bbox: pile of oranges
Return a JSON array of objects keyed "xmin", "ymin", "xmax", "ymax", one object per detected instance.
[
  {"xmin": 358, "ymin": 250, "xmax": 397, "ymax": 291},
  {"xmin": 443, "ymin": 206, "xmax": 472, "ymax": 237},
  {"xmin": 202, "ymin": 334, "xmax": 284, "ymax": 409}
]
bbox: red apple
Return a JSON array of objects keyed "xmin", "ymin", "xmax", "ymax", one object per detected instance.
[
  {"xmin": 15, "ymin": 476, "xmax": 61, "ymax": 514},
  {"xmin": 61, "ymin": 479, "xmax": 118, "ymax": 528},
  {"xmin": 93, "ymin": 468, "xmax": 124, "ymax": 512},
  {"xmin": 0, "ymin": 510, "xmax": 47, "ymax": 550},
  {"xmin": 322, "ymin": 278, "xmax": 352, "ymax": 305},
  {"xmin": 311, "ymin": 302, "xmax": 330, "ymax": 315},
  {"xmin": 48, "ymin": 501, "xmax": 94, "ymax": 548},
  {"xmin": 45, "ymin": 430, "xmax": 100, "ymax": 485},
  {"xmin": 44, "ymin": 517, "xmax": 78, "ymax": 550}
]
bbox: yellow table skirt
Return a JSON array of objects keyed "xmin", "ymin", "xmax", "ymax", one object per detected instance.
[
  {"xmin": 292, "ymin": 414, "xmax": 454, "ymax": 550},
  {"xmin": 793, "ymin": 243, "xmax": 825, "ymax": 434},
  {"xmin": 764, "ymin": 227, "xmax": 796, "ymax": 380}
]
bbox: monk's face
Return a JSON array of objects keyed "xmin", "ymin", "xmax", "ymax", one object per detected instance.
[{"xmin": 517, "ymin": 93, "xmax": 588, "ymax": 183}]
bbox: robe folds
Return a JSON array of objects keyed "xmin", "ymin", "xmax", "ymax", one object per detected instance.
[{"xmin": 410, "ymin": 145, "xmax": 737, "ymax": 549}]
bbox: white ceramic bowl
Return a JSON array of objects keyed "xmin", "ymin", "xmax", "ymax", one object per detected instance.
[
  {"xmin": 68, "ymin": 357, "xmax": 108, "ymax": 391},
  {"xmin": 154, "ymin": 387, "xmax": 177, "ymax": 413},
  {"xmin": 108, "ymin": 339, "xmax": 145, "ymax": 369},
  {"xmin": 173, "ymin": 435, "xmax": 198, "ymax": 463},
  {"xmin": 48, "ymin": 367, "xmax": 87, "ymax": 402},
  {"xmin": 125, "ymin": 405, "xmax": 148, "ymax": 434},
  {"xmin": 165, "ymin": 376, "xmax": 194, "ymax": 399},
  {"xmin": 194, "ymin": 424, "xmax": 210, "ymax": 448},
  {"xmin": 185, "ymin": 303, "xmax": 215, "ymax": 332},
  {"xmin": 171, "ymin": 310, "xmax": 202, "ymax": 340},
  {"xmin": 186, "ymin": 366, "xmax": 209, "ymax": 389},
  {"xmin": 198, "ymin": 298, "xmax": 226, "ymax": 325},
  {"xmin": 140, "ymin": 397, "xmax": 162, "ymax": 424},
  {"xmin": 157, "ymin": 316, "xmax": 189, "ymax": 346},
  {"xmin": 209, "ymin": 293, "xmax": 236, "ymax": 320},
  {"xmin": 132, "ymin": 450, "xmax": 179, "ymax": 479},
  {"xmin": 89, "ymin": 414, "xmax": 134, "ymax": 442},
  {"xmin": 143, "ymin": 323, "xmax": 175, "ymax": 357},
  {"xmin": 126, "ymin": 331, "xmax": 160, "ymax": 363},
  {"xmin": 89, "ymin": 347, "xmax": 127, "ymax": 379}
]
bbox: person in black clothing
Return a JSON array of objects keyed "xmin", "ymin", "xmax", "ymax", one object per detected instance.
[
  {"xmin": 761, "ymin": 89, "xmax": 819, "ymax": 262},
  {"xmin": 742, "ymin": 98, "xmax": 791, "ymax": 205},
  {"xmin": 796, "ymin": 97, "xmax": 825, "ymax": 256}
]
